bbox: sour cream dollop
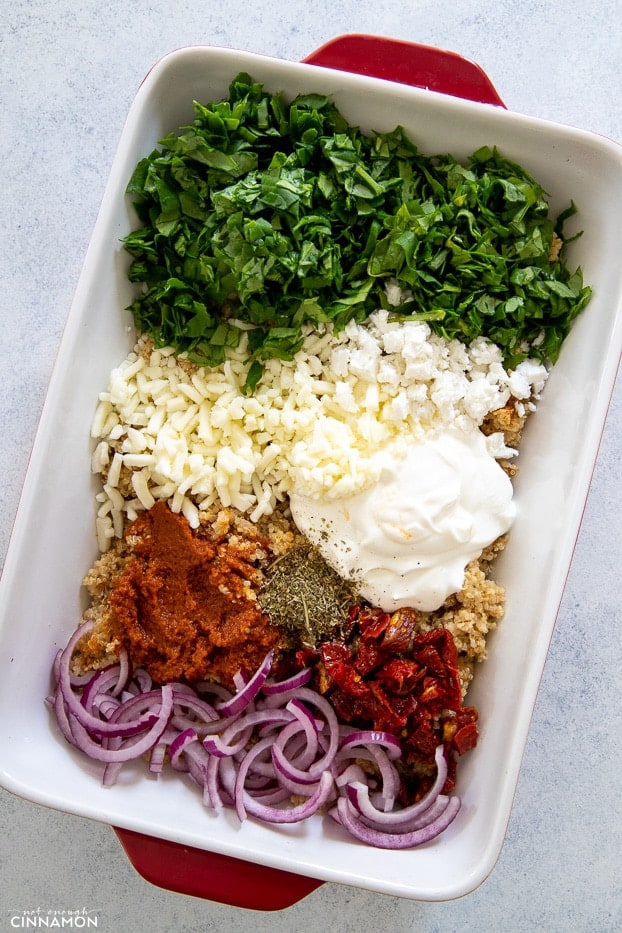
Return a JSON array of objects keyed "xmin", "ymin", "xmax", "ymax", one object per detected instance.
[{"xmin": 289, "ymin": 428, "xmax": 516, "ymax": 613}]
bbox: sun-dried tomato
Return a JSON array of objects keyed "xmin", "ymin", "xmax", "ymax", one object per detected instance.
[
  {"xmin": 403, "ymin": 711, "xmax": 440, "ymax": 757},
  {"xmin": 409, "ymin": 630, "xmax": 463, "ymax": 712},
  {"xmin": 352, "ymin": 641, "xmax": 384, "ymax": 677},
  {"xmin": 380, "ymin": 608, "xmax": 418, "ymax": 652},
  {"xmin": 320, "ymin": 643, "xmax": 369, "ymax": 699},
  {"xmin": 356, "ymin": 606, "xmax": 391, "ymax": 640},
  {"xmin": 319, "ymin": 642, "xmax": 349, "ymax": 665},
  {"xmin": 376, "ymin": 657, "xmax": 424, "ymax": 695},
  {"xmin": 453, "ymin": 720, "xmax": 479, "ymax": 755},
  {"xmin": 367, "ymin": 680, "xmax": 417, "ymax": 731},
  {"xmin": 446, "ymin": 706, "xmax": 479, "ymax": 753},
  {"xmin": 313, "ymin": 607, "xmax": 478, "ymax": 802},
  {"xmin": 294, "ymin": 645, "xmax": 320, "ymax": 670}
]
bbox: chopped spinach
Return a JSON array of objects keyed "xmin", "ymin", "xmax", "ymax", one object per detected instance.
[{"xmin": 123, "ymin": 72, "xmax": 591, "ymax": 388}]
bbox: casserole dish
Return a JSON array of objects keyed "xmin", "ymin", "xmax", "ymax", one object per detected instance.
[{"xmin": 0, "ymin": 38, "xmax": 620, "ymax": 906}]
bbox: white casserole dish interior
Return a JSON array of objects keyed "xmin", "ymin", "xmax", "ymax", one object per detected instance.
[{"xmin": 0, "ymin": 45, "xmax": 621, "ymax": 902}]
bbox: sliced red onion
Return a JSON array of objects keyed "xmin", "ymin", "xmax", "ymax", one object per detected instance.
[
  {"xmin": 238, "ymin": 755, "xmax": 335, "ymax": 825},
  {"xmin": 245, "ymin": 786, "xmax": 293, "ymax": 807},
  {"xmin": 216, "ymin": 755, "xmax": 237, "ymax": 804},
  {"xmin": 112, "ymin": 649, "xmax": 131, "ymax": 696},
  {"xmin": 66, "ymin": 685, "xmax": 173, "ymax": 763},
  {"xmin": 102, "ymin": 759, "xmax": 124, "ymax": 787},
  {"xmin": 271, "ymin": 757, "xmax": 324, "ymax": 796},
  {"xmin": 57, "ymin": 623, "xmax": 158, "ymax": 739},
  {"xmin": 335, "ymin": 793, "xmax": 461, "ymax": 849},
  {"xmin": 334, "ymin": 762, "xmax": 368, "ymax": 788},
  {"xmin": 335, "ymin": 743, "xmax": 400, "ymax": 812},
  {"xmin": 363, "ymin": 746, "xmax": 401, "ymax": 812},
  {"xmin": 190, "ymin": 710, "xmax": 246, "ymax": 737},
  {"xmin": 238, "ymin": 768, "xmax": 275, "ymax": 791},
  {"xmin": 260, "ymin": 666, "xmax": 313, "ymax": 695},
  {"xmin": 194, "ymin": 681, "xmax": 233, "ymax": 702},
  {"xmin": 281, "ymin": 699, "xmax": 320, "ymax": 768},
  {"xmin": 338, "ymin": 729, "xmax": 402, "ymax": 760},
  {"xmin": 169, "ymin": 691, "xmax": 220, "ymax": 735},
  {"xmin": 345, "ymin": 781, "xmax": 457, "ymax": 832},
  {"xmin": 286, "ymin": 688, "xmax": 339, "ymax": 764},
  {"xmin": 94, "ymin": 697, "xmax": 121, "ymax": 720},
  {"xmin": 169, "ymin": 727, "xmax": 199, "ymax": 770},
  {"xmin": 51, "ymin": 627, "xmax": 462, "ymax": 849},
  {"xmin": 79, "ymin": 655, "xmax": 129, "ymax": 703},
  {"xmin": 271, "ymin": 737, "xmax": 322, "ymax": 786},
  {"xmin": 233, "ymin": 669, "xmax": 249, "ymax": 691},
  {"xmin": 91, "ymin": 692, "xmax": 161, "ymax": 738},
  {"xmin": 345, "ymin": 744, "xmax": 450, "ymax": 829},
  {"xmin": 52, "ymin": 646, "xmax": 95, "ymax": 690},
  {"xmin": 214, "ymin": 650, "xmax": 274, "ymax": 717},
  {"xmin": 233, "ymin": 735, "xmax": 275, "ymax": 822},
  {"xmin": 270, "ymin": 695, "xmax": 339, "ymax": 783},
  {"xmin": 129, "ymin": 668, "xmax": 153, "ymax": 695},
  {"xmin": 80, "ymin": 666, "xmax": 124, "ymax": 713},
  {"xmin": 203, "ymin": 707, "xmax": 292, "ymax": 758},
  {"xmin": 204, "ymin": 754, "xmax": 225, "ymax": 811},
  {"xmin": 270, "ymin": 716, "xmax": 327, "ymax": 789},
  {"xmin": 53, "ymin": 684, "xmax": 78, "ymax": 748},
  {"xmin": 183, "ymin": 738, "xmax": 211, "ymax": 790},
  {"xmin": 148, "ymin": 739, "xmax": 169, "ymax": 774},
  {"xmin": 203, "ymin": 725, "xmax": 255, "ymax": 759}
]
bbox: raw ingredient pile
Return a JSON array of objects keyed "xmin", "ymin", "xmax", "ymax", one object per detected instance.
[{"xmin": 50, "ymin": 73, "xmax": 590, "ymax": 849}]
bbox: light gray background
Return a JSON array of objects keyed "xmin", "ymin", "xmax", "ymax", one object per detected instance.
[{"xmin": 1, "ymin": 2, "xmax": 620, "ymax": 931}]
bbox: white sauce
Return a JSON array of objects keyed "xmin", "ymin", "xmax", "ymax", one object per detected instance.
[{"xmin": 289, "ymin": 428, "xmax": 516, "ymax": 613}]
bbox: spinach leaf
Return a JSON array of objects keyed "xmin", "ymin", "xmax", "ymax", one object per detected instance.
[{"xmin": 123, "ymin": 74, "xmax": 591, "ymax": 388}]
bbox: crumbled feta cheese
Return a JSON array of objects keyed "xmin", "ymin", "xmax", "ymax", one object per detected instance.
[
  {"xmin": 485, "ymin": 432, "xmax": 518, "ymax": 460},
  {"xmin": 91, "ymin": 304, "xmax": 548, "ymax": 543}
]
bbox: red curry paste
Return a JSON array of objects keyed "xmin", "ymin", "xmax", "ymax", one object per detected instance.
[{"xmin": 109, "ymin": 501, "xmax": 285, "ymax": 686}]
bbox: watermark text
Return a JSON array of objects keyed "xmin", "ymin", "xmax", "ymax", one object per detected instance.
[{"xmin": 7, "ymin": 909, "xmax": 99, "ymax": 928}]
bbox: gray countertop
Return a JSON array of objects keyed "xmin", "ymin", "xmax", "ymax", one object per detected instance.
[{"xmin": 1, "ymin": 2, "xmax": 620, "ymax": 931}]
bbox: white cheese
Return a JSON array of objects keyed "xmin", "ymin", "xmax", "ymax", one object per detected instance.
[{"xmin": 90, "ymin": 308, "xmax": 548, "ymax": 546}]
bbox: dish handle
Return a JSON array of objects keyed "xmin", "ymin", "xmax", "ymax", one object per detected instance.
[
  {"xmin": 113, "ymin": 34, "xmax": 504, "ymax": 911},
  {"xmin": 113, "ymin": 827, "xmax": 324, "ymax": 910},
  {"xmin": 303, "ymin": 34, "xmax": 506, "ymax": 107}
]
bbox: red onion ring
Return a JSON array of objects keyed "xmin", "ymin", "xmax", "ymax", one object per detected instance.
[
  {"xmin": 335, "ymin": 793, "xmax": 461, "ymax": 849},
  {"xmin": 214, "ymin": 650, "xmax": 274, "ymax": 716},
  {"xmin": 260, "ymin": 666, "xmax": 313, "ymax": 695},
  {"xmin": 51, "ymin": 622, "xmax": 462, "ymax": 849},
  {"xmin": 345, "ymin": 744, "xmax": 450, "ymax": 828},
  {"xmin": 203, "ymin": 707, "xmax": 292, "ymax": 758},
  {"xmin": 66, "ymin": 686, "xmax": 173, "ymax": 762},
  {"xmin": 338, "ymin": 729, "xmax": 402, "ymax": 760},
  {"xmin": 57, "ymin": 623, "xmax": 159, "ymax": 739},
  {"xmin": 205, "ymin": 754, "xmax": 225, "ymax": 810}
]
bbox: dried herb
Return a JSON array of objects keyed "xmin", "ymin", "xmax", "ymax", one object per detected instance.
[{"xmin": 258, "ymin": 544, "xmax": 357, "ymax": 647}]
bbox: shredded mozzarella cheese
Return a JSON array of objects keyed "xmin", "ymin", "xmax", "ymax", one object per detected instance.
[{"xmin": 90, "ymin": 309, "xmax": 548, "ymax": 547}]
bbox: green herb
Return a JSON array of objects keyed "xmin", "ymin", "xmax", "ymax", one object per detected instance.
[{"xmin": 123, "ymin": 73, "xmax": 591, "ymax": 387}]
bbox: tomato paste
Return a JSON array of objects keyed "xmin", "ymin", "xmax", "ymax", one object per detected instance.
[{"xmin": 109, "ymin": 501, "xmax": 284, "ymax": 686}]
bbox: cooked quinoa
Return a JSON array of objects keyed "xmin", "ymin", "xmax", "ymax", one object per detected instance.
[
  {"xmin": 77, "ymin": 314, "xmax": 539, "ymax": 695},
  {"xmin": 75, "ymin": 498, "xmax": 508, "ymax": 698}
]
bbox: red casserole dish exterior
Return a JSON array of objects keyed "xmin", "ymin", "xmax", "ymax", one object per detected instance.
[
  {"xmin": 304, "ymin": 34, "xmax": 505, "ymax": 106},
  {"xmin": 112, "ymin": 35, "xmax": 507, "ymax": 910}
]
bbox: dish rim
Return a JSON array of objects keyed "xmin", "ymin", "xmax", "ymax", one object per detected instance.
[{"xmin": 0, "ymin": 42, "xmax": 621, "ymax": 903}]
